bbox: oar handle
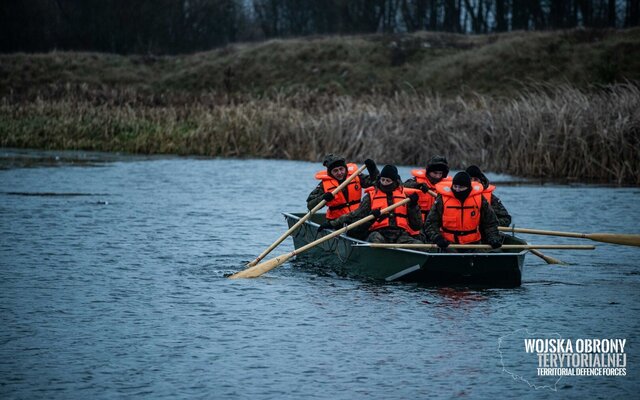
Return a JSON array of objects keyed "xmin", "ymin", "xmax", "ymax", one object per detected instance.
[
  {"xmin": 498, "ymin": 227, "xmax": 640, "ymax": 247},
  {"xmin": 245, "ymin": 164, "xmax": 367, "ymax": 267},
  {"xmin": 498, "ymin": 226, "xmax": 586, "ymax": 239},
  {"xmin": 230, "ymin": 198, "xmax": 411, "ymax": 278}
]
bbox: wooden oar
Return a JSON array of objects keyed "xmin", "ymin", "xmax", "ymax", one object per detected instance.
[
  {"xmin": 529, "ymin": 249, "xmax": 567, "ymax": 265},
  {"xmin": 245, "ymin": 164, "xmax": 367, "ymax": 267},
  {"xmin": 426, "ymin": 188, "xmax": 565, "ymax": 263},
  {"xmin": 230, "ymin": 198, "xmax": 411, "ymax": 279},
  {"xmin": 499, "ymin": 227, "xmax": 640, "ymax": 247},
  {"xmin": 354, "ymin": 244, "xmax": 596, "ymax": 250}
]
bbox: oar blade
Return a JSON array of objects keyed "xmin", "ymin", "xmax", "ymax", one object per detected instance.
[
  {"xmin": 229, "ymin": 253, "xmax": 294, "ymax": 279},
  {"xmin": 529, "ymin": 249, "xmax": 568, "ymax": 265},
  {"xmin": 244, "ymin": 164, "xmax": 366, "ymax": 268},
  {"xmin": 230, "ymin": 196, "xmax": 407, "ymax": 279},
  {"xmin": 587, "ymin": 233, "xmax": 640, "ymax": 247}
]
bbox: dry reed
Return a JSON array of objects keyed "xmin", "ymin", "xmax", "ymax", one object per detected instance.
[{"xmin": 1, "ymin": 83, "xmax": 638, "ymax": 184}]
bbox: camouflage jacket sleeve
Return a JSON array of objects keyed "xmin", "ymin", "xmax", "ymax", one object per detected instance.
[
  {"xmin": 480, "ymin": 197, "xmax": 501, "ymax": 244},
  {"xmin": 491, "ymin": 194, "xmax": 512, "ymax": 227},
  {"xmin": 423, "ymin": 195, "xmax": 444, "ymax": 242},
  {"xmin": 329, "ymin": 193, "xmax": 372, "ymax": 228},
  {"xmin": 306, "ymin": 182, "xmax": 325, "ymax": 210},
  {"xmin": 403, "ymin": 177, "xmax": 420, "ymax": 189},
  {"xmin": 359, "ymin": 171, "xmax": 378, "ymax": 188},
  {"xmin": 408, "ymin": 202, "xmax": 423, "ymax": 231}
]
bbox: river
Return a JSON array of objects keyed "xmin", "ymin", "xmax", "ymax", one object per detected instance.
[{"xmin": 1, "ymin": 148, "xmax": 639, "ymax": 399}]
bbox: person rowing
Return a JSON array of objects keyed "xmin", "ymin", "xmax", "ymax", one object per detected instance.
[
  {"xmin": 424, "ymin": 171, "xmax": 502, "ymax": 251},
  {"xmin": 404, "ymin": 155, "xmax": 452, "ymax": 221},
  {"xmin": 318, "ymin": 165, "xmax": 423, "ymax": 244},
  {"xmin": 466, "ymin": 165, "xmax": 512, "ymax": 227},
  {"xmin": 307, "ymin": 154, "xmax": 379, "ymax": 222}
]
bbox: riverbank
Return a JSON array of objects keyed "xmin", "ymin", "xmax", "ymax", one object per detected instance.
[{"xmin": 1, "ymin": 29, "xmax": 639, "ymax": 184}]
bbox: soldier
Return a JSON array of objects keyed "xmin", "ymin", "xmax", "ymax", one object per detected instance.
[
  {"xmin": 465, "ymin": 165, "xmax": 512, "ymax": 227},
  {"xmin": 404, "ymin": 155, "xmax": 452, "ymax": 221},
  {"xmin": 424, "ymin": 171, "xmax": 502, "ymax": 251},
  {"xmin": 318, "ymin": 165, "xmax": 423, "ymax": 244},
  {"xmin": 307, "ymin": 154, "xmax": 379, "ymax": 222}
]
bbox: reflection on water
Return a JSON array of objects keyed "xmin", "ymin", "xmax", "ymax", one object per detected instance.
[{"xmin": 0, "ymin": 148, "xmax": 639, "ymax": 399}]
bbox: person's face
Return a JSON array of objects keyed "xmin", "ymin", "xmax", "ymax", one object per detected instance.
[
  {"xmin": 379, "ymin": 177, "xmax": 394, "ymax": 186},
  {"xmin": 331, "ymin": 166, "xmax": 347, "ymax": 180},
  {"xmin": 428, "ymin": 170, "xmax": 444, "ymax": 180},
  {"xmin": 471, "ymin": 177, "xmax": 481, "ymax": 183},
  {"xmin": 452, "ymin": 184, "xmax": 468, "ymax": 192}
]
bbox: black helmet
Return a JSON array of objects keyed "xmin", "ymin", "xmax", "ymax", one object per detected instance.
[
  {"xmin": 465, "ymin": 165, "xmax": 489, "ymax": 189},
  {"xmin": 426, "ymin": 155, "xmax": 450, "ymax": 176}
]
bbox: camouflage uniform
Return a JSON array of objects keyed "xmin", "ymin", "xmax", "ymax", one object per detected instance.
[
  {"xmin": 424, "ymin": 194, "xmax": 501, "ymax": 246},
  {"xmin": 402, "ymin": 178, "xmax": 423, "ymax": 190},
  {"xmin": 402, "ymin": 177, "xmax": 433, "ymax": 239},
  {"xmin": 327, "ymin": 188, "xmax": 423, "ymax": 244},
  {"xmin": 490, "ymin": 194, "xmax": 512, "ymax": 227}
]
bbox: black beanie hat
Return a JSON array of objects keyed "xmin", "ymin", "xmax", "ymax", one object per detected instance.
[
  {"xmin": 453, "ymin": 171, "xmax": 471, "ymax": 187},
  {"xmin": 426, "ymin": 155, "xmax": 450, "ymax": 175},
  {"xmin": 323, "ymin": 154, "xmax": 347, "ymax": 174},
  {"xmin": 452, "ymin": 171, "xmax": 472, "ymax": 202},
  {"xmin": 465, "ymin": 165, "xmax": 489, "ymax": 189},
  {"xmin": 379, "ymin": 165, "xmax": 400, "ymax": 181},
  {"xmin": 378, "ymin": 165, "xmax": 400, "ymax": 193}
]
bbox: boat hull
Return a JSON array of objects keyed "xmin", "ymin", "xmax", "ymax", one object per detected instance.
[{"xmin": 284, "ymin": 212, "xmax": 526, "ymax": 287}]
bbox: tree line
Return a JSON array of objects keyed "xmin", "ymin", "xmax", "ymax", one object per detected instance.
[{"xmin": 1, "ymin": 0, "xmax": 639, "ymax": 54}]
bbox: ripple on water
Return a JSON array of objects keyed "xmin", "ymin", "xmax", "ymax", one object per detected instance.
[{"xmin": 0, "ymin": 152, "xmax": 639, "ymax": 399}]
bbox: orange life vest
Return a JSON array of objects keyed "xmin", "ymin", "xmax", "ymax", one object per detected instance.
[
  {"xmin": 315, "ymin": 163, "xmax": 362, "ymax": 220},
  {"xmin": 436, "ymin": 183, "xmax": 485, "ymax": 244},
  {"xmin": 365, "ymin": 186, "xmax": 420, "ymax": 234},
  {"xmin": 411, "ymin": 169, "xmax": 452, "ymax": 220},
  {"xmin": 481, "ymin": 184, "xmax": 495, "ymax": 203}
]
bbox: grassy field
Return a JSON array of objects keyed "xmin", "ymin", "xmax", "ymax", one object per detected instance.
[{"xmin": 1, "ymin": 28, "xmax": 639, "ymax": 184}]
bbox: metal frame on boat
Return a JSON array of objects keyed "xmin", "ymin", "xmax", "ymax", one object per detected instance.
[{"xmin": 284, "ymin": 212, "xmax": 527, "ymax": 287}]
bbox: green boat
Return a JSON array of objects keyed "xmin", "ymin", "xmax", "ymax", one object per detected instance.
[{"xmin": 284, "ymin": 212, "xmax": 527, "ymax": 287}]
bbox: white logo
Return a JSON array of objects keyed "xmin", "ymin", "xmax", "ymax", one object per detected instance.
[{"xmin": 498, "ymin": 329, "xmax": 627, "ymax": 392}]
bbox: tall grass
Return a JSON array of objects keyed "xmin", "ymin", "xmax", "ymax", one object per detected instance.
[{"xmin": 1, "ymin": 83, "xmax": 638, "ymax": 184}]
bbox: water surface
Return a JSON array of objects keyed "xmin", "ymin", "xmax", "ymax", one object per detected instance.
[{"xmin": 1, "ymin": 149, "xmax": 639, "ymax": 399}]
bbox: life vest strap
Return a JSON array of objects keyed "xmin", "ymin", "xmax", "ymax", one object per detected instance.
[
  {"xmin": 376, "ymin": 213, "xmax": 408, "ymax": 220},
  {"xmin": 446, "ymin": 205, "xmax": 476, "ymax": 210},
  {"xmin": 442, "ymin": 227, "xmax": 479, "ymax": 236}
]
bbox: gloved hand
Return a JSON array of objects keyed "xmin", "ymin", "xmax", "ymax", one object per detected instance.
[
  {"xmin": 408, "ymin": 193, "xmax": 419, "ymax": 206},
  {"xmin": 322, "ymin": 192, "xmax": 335, "ymax": 202},
  {"xmin": 317, "ymin": 222, "xmax": 334, "ymax": 233},
  {"xmin": 490, "ymin": 240, "xmax": 502, "ymax": 249},
  {"xmin": 434, "ymin": 235, "xmax": 450, "ymax": 249},
  {"xmin": 371, "ymin": 208, "xmax": 382, "ymax": 220},
  {"xmin": 419, "ymin": 183, "xmax": 429, "ymax": 193},
  {"xmin": 364, "ymin": 159, "xmax": 378, "ymax": 176}
]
